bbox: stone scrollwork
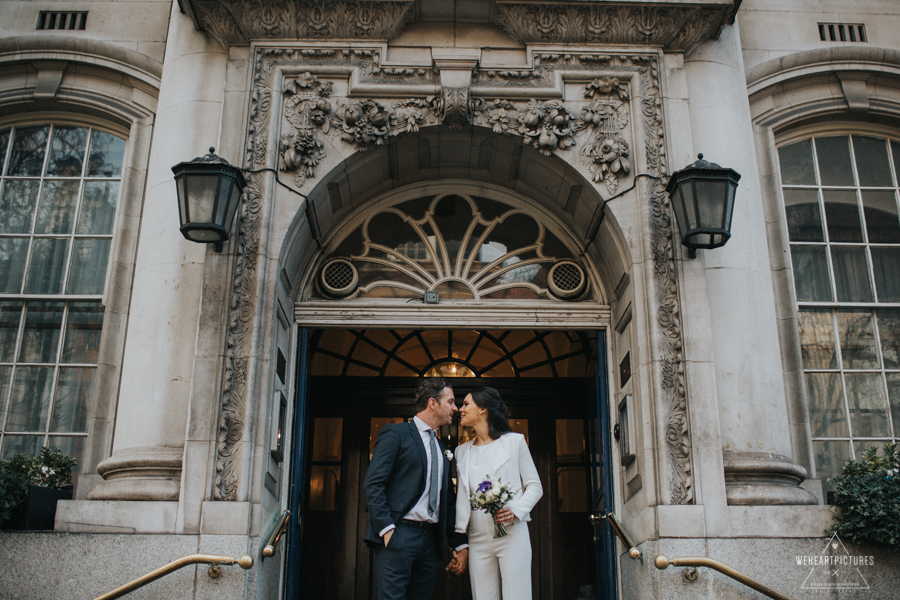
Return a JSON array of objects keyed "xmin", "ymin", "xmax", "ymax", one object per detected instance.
[
  {"xmin": 280, "ymin": 73, "xmax": 333, "ymax": 182},
  {"xmin": 580, "ymin": 77, "xmax": 632, "ymax": 193}
]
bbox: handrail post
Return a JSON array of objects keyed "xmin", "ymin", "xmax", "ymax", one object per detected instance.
[{"xmin": 654, "ymin": 554, "xmax": 797, "ymax": 600}]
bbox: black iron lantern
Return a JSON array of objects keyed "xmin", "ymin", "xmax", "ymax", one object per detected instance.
[
  {"xmin": 665, "ymin": 154, "xmax": 741, "ymax": 257},
  {"xmin": 172, "ymin": 147, "xmax": 246, "ymax": 248}
]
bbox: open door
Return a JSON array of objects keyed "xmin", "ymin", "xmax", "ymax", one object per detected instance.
[
  {"xmin": 589, "ymin": 330, "xmax": 617, "ymax": 600},
  {"xmin": 284, "ymin": 328, "xmax": 309, "ymax": 600}
]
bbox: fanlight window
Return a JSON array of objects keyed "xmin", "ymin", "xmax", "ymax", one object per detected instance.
[{"xmin": 315, "ymin": 193, "xmax": 587, "ymax": 301}]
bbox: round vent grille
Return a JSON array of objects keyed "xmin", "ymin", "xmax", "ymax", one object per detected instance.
[
  {"xmin": 548, "ymin": 260, "xmax": 586, "ymax": 300},
  {"xmin": 320, "ymin": 258, "xmax": 358, "ymax": 298}
]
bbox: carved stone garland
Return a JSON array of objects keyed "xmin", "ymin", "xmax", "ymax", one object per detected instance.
[{"xmin": 216, "ymin": 48, "xmax": 694, "ymax": 505}]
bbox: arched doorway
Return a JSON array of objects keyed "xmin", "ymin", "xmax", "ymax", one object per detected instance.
[{"xmin": 282, "ymin": 179, "xmax": 621, "ymax": 600}]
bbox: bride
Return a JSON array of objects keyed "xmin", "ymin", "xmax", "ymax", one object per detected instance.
[{"xmin": 449, "ymin": 386, "xmax": 543, "ymax": 600}]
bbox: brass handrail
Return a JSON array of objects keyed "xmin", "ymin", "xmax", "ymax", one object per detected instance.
[
  {"xmin": 654, "ymin": 555, "xmax": 797, "ymax": 600},
  {"xmin": 92, "ymin": 553, "xmax": 254, "ymax": 600},
  {"xmin": 590, "ymin": 511, "xmax": 642, "ymax": 561},
  {"xmin": 263, "ymin": 509, "xmax": 291, "ymax": 558}
]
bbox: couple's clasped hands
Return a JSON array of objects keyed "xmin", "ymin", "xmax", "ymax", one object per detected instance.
[{"xmin": 445, "ymin": 507, "xmax": 517, "ymax": 576}]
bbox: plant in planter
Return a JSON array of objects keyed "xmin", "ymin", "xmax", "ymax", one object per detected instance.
[
  {"xmin": 0, "ymin": 447, "xmax": 77, "ymax": 530},
  {"xmin": 829, "ymin": 442, "xmax": 900, "ymax": 551}
]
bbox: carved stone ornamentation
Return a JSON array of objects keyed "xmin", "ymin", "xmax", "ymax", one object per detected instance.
[
  {"xmin": 441, "ymin": 87, "xmax": 473, "ymax": 130},
  {"xmin": 471, "ymin": 99, "xmax": 576, "ymax": 156},
  {"xmin": 334, "ymin": 100, "xmax": 392, "ymax": 150},
  {"xmin": 493, "ymin": 3, "xmax": 735, "ymax": 54},
  {"xmin": 182, "ymin": 0, "xmax": 415, "ymax": 47},
  {"xmin": 280, "ymin": 73, "xmax": 333, "ymax": 183},
  {"xmin": 580, "ymin": 77, "xmax": 632, "ymax": 193}
]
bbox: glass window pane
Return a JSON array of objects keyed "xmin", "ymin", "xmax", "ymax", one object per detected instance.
[
  {"xmin": 18, "ymin": 302, "xmax": 64, "ymax": 364},
  {"xmin": 66, "ymin": 239, "xmax": 110, "ymax": 295},
  {"xmin": 5, "ymin": 366, "xmax": 54, "ymax": 431},
  {"xmin": 77, "ymin": 181, "xmax": 119, "ymax": 234},
  {"xmin": 876, "ymin": 309, "xmax": 900, "ymax": 369},
  {"xmin": 790, "ymin": 245, "xmax": 833, "ymax": 301},
  {"xmin": 0, "ymin": 238, "xmax": 29, "ymax": 293},
  {"xmin": 835, "ymin": 309, "xmax": 879, "ymax": 369},
  {"xmin": 852, "ymin": 136, "xmax": 893, "ymax": 187},
  {"xmin": 45, "ymin": 126, "xmax": 88, "ymax": 177},
  {"xmin": 0, "ymin": 180, "xmax": 40, "ymax": 233},
  {"xmin": 1, "ymin": 435, "xmax": 41, "ymax": 459},
  {"xmin": 49, "ymin": 367, "xmax": 94, "ymax": 433},
  {"xmin": 312, "ymin": 417, "xmax": 342, "ymax": 461},
  {"xmin": 308, "ymin": 465, "xmax": 340, "ymax": 511},
  {"xmin": 87, "ymin": 131, "xmax": 126, "ymax": 177},
  {"xmin": 783, "ymin": 189, "xmax": 824, "ymax": 242},
  {"xmin": 815, "ymin": 137, "xmax": 855, "ymax": 186},
  {"xmin": 861, "ymin": 191, "xmax": 900, "ymax": 243},
  {"xmin": 806, "ymin": 372, "xmax": 848, "ymax": 437},
  {"xmin": 892, "ymin": 141, "xmax": 900, "ymax": 185},
  {"xmin": 831, "ymin": 246, "xmax": 873, "ymax": 302},
  {"xmin": 0, "ymin": 301, "xmax": 23, "ymax": 363},
  {"xmin": 61, "ymin": 302, "xmax": 103, "ymax": 364},
  {"xmin": 24, "ymin": 238, "xmax": 69, "ymax": 294},
  {"xmin": 46, "ymin": 435, "xmax": 85, "ymax": 473},
  {"xmin": 823, "ymin": 189, "xmax": 863, "ymax": 243},
  {"xmin": 870, "ymin": 247, "xmax": 900, "ymax": 302},
  {"xmin": 0, "ymin": 365, "xmax": 11, "ymax": 413},
  {"xmin": 7, "ymin": 126, "xmax": 49, "ymax": 176},
  {"xmin": 557, "ymin": 466, "xmax": 588, "ymax": 512},
  {"xmin": 886, "ymin": 373, "xmax": 900, "ymax": 437},
  {"xmin": 35, "ymin": 180, "xmax": 80, "ymax": 234},
  {"xmin": 556, "ymin": 419, "xmax": 585, "ymax": 458},
  {"xmin": 813, "ymin": 440, "xmax": 850, "ymax": 495},
  {"xmin": 797, "ymin": 308, "xmax": 837, "ymax": 369},
  {"xmin": 0, "ymin": 128, "xmax": 9, "ymax": 174},
  {"xmin": 778, "ymin": 139, "xmax": 817, "ymax": 185},
  {"xmin": 844, "ymin": 373, "xmax": 890, "ymax": 437}
]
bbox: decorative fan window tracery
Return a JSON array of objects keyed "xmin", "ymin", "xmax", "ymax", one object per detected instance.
[
  {"xmin": 310, "ymin": 329, "xmax": 594, "ymax": 378},
  {"xmin": 315, "ymin": 193, "xmax": 587, "ymax": 301}
]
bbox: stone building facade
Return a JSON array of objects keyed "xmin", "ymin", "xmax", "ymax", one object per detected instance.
[{"xmin": 1, "ymin": 1, "xmax": 899, "ymax": 598}]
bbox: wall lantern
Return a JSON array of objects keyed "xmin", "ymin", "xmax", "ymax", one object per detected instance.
[
  {"xmin": 665, "ymin": 154, "xmax": 741, "ymax": 258},
  {"xmin": 172, "ymin": 147, "xmax": 246, "ymax": 250}
]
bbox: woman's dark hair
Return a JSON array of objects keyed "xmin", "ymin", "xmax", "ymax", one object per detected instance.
[{"xmin": 469, "ymin": 386, "xmax": 511, "ymax": 440}]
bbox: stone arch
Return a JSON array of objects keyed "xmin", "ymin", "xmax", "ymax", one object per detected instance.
[{"xmin": 279, "ymin": 126, "xmax": 631, "ymax": 307}]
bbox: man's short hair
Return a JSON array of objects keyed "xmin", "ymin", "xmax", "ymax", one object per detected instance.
[{"xmin": 414, "ymin": 378, "xmax": 452, "ymax": 412}]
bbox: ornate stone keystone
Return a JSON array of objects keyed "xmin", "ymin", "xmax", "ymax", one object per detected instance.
[{"xmin": 432, "ymin": 48, "xmax": 480, "ymax": 129}]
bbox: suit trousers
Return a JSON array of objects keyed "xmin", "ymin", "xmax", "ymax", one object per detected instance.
[
  {"xmin": 374, "ymin": 521, "xmax": 441, "ymax": 600},
  {"xmin": 467, "ymin": 510, "xmax": 532, "ymax": 600}
]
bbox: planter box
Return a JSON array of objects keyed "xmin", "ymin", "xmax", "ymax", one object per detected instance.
[{"xmin": 7, "ymin": 485, "xmax": 73, "ymax": 531}]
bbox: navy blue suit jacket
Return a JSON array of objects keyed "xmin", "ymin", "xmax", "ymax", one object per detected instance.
[{"xmin": 363, "ymin": 420, "xmax": 466, "ymax": 552}]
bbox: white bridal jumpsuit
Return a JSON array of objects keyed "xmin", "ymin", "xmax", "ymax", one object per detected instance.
[{"xmin": 455, "ymin": 432, "xmax": 543, "ymax": 600}]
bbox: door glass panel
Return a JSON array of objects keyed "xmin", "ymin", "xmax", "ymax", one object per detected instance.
[
  {"xmin": 309, "ymin": 417, "xmax": 343, "ymax": 512},
  {"xmin": 370, "ymin": 417, "xmax": 404, "ymax": 459},
  {"xmin": 308, "ymin": 465, "xmax": 340, "ymax": 511},
  {"xmin": 312, "ymin": 417, "xmax": 342, "ymax": 461},
  {"xmin": 510, "ymin": 418, "xmax": 529, "ymax": 444},
  {"xmin": 556, "ymin": 419, "xmax": 588, "ymax": 513}
]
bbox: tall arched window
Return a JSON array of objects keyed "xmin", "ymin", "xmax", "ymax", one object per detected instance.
[
  {"xmin": 778, "ymin": 133, "xmax": 900, "ymax": 493},
  {"xmin": 0, "ymin": 123, "xmax": 126, "ymax": 466}
]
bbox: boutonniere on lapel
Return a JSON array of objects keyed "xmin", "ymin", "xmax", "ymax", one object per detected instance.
[{"xmin": 444, "ymin": 450, "xmax": 454, "ymax": 461}]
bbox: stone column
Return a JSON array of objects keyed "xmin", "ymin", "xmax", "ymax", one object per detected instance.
[
  {"xmin": 87, "ymin": 5, "xmax": 228, "ymax": 501},
  {"xmin": 683, "ymin": 23, "xmax": 815, "ymax": 505}
]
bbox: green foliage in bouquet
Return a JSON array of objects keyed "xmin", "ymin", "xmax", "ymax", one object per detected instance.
[
  {"xmin": 0, "ymin": 447, "xmax": 77, "ymax": 526},
  {"xmin": 829, "ymin": 442, "xmax": 900, "ymax": 551}
]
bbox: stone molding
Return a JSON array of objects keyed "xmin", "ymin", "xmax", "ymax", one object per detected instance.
[
  {"xmin": 216, "ymin": 46, "xmax": 694, "ymax": 505},
  {"xmin": 88, "ymin": 447, "xmax": 183, "ymax": 502},
  {"xmin": 178, "ymin": 0, "xmax": 736, "ymax": 54},
  {"xmin": 723, "ymin": 452, "xmax": 817, "ymax": 506}
]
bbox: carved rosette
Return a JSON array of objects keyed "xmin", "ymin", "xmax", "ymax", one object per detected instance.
[{"xmin": 217, "ymin": 48, "xmax": 694, "ymax": 505}]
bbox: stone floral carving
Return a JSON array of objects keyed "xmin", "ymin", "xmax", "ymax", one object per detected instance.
[
  {"xmin": 280, "ymin": 73, "xmax": 333, "ymax": 182},
  {"xmin": 519, "ymin": 100, "xmax": 576, "ymax": 155},
  {"xmin": 335, "ymin": 100, "xmax": 392, "ymax": 150},
  {"xmin": 580, "ymin": 77, "xmax": 631, "ymax": 193},
  {"xmin": 493, "ymin": 3, "xmax": 731, "ymax": 54},
  {"xmin": 186, "ymin": 0, "xmax": 415, "ymax": 47}
]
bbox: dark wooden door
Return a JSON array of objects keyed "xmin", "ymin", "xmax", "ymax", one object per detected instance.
[{"xmin": 297, "ymin": 377, "xmax": 597, "ymax": 600}]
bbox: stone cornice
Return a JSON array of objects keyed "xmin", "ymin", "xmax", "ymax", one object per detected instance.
[{"xmin": 178, "ymin": 0, "xmax": 739, "ymax": 52}]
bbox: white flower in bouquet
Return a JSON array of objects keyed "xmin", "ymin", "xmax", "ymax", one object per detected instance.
[{"xmin": 469, "ymin": 475, "xmax": 519, "ymax": 538}]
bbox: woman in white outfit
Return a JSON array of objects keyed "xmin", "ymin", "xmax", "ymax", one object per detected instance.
[{"xmin": 451, "ymin": 386, "xmax": 543, "ymax": 600}]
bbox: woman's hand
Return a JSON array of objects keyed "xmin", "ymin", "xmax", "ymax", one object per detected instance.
[
  {"xmin": 446, "ymin": 548, "xmax": 468, "ymax": 575},
  {"xmin": 494, "ymin": 507, "xmax": 516, "ymax": 526}
]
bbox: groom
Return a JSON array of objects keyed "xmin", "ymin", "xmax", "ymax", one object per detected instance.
[{"xmin": 364, "ymin": 378, "xmax": 468, "ymax": 599}]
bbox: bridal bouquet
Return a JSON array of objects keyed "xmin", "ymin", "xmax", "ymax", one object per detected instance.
[{"xmin": 470, "ymin": 475, "xmax": 518, "ymax": 538}]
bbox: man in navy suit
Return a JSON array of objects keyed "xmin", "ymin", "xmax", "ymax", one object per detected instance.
[{"xmin": 364, "ymin": 378, "xmax": 468, "ymax": 600}]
